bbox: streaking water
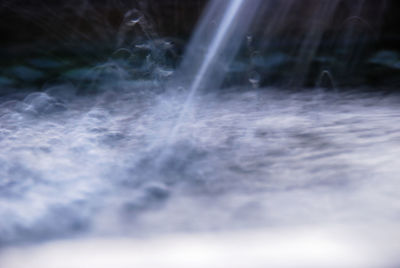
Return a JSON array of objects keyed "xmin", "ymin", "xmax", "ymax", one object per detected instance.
[
  {"xmin": 169, "ymin": 0, "xmax": 245, "ymax": 141},
  {"xmin": 169, "ymin": 0, "xmax": 262, "ymax": 143},
  {"xmin": 178, "ymin": 0, "xmax": 262, "ymax": 90},
  {"xmin": 1, "ymin": 84, "xmax": 400, "ymax": 266}
]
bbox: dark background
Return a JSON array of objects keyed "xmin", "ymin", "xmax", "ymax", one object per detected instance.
[
  {"xmin": 0, "ymin": 0, "xmax": 399, "ymax": 88},
  {"xmin": 0, "ymin": 0, "xmax": 206, "ymax": 61}
]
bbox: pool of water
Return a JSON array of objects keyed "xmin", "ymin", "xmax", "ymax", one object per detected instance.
[{"xmin": 1, "ymin": 84, "xmax": 400, "ymax": 267}]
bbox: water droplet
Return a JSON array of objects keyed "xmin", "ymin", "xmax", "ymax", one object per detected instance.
[
  {"xmin": 124, "ymin": 9, "xmax": 143, "ymax": 27},
  {"xmin": 126, "ymin": 17, "xmax": 141, "ymax": 27},
  {"xmin": 246, "ymin": 35, "xmax": 253, "ymax": 48},
  {"xmin": 248, "ymin": 71, "xmax": 260, "ymax": 88}
]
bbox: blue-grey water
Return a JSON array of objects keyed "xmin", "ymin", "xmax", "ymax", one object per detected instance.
[{"xmin": 1, "ymin": 82, "xmax": 400, "ymax": 267}]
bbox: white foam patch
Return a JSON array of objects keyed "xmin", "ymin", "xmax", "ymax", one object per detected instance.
[{"xmin": 1, "ymin": 225, "xmax": 399, "ymax": 268}]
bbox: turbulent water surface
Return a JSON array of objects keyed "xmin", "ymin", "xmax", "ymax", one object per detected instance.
[{"xmin": 1, "ymin": 83, "xmax": 400, "ymax": 266}]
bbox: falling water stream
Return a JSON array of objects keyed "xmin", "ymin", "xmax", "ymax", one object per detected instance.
[
  {"xmin": 0, "ymin": 0, "xmax": 399, "ymax": 267},
  {"xmin": 167, "ymin": 0, "xmax": 262, "ymax": 144},
  {"xmin": 167, "ymin": 0, "xmax": 246, "ymax": 143}
]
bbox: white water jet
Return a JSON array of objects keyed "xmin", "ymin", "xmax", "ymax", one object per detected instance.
[
  {"xmin": 167, "ymin": 0, "xmax": 262, "ymax": 144},
  {"xmin": 183, "ymin": 0, "xmax": 244, "ymax": 99}
]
